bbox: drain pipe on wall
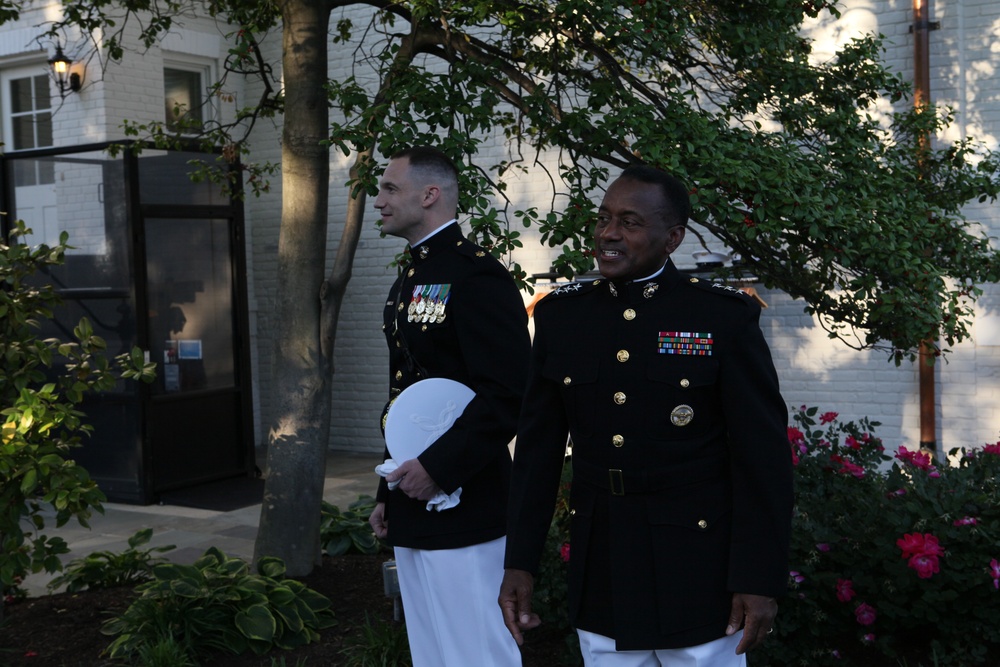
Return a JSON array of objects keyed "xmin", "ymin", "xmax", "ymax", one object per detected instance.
[{"xmin": 911, "ymin": 0, "xmax": 941, "ymax": 459}]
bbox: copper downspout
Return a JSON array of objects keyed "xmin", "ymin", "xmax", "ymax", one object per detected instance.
[{"xmin": 912, "ymin": 0, "xmax": 938, "ymax": 458}]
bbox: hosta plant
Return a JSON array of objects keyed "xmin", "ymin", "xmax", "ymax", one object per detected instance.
[
  {"xmin": 102, "ymin": 547, "xmax": 337, "ymax": 663},
  {"xmin": 47, "ymin": 528, "xmax": 175, "ymax": 593},
  {"xmin": 320, "ymin": 495, "xmax": 382, "ymax": 556}
]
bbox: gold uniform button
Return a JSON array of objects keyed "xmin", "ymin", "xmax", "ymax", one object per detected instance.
[
  {"xmin": 623, "ymin": 308, "xmax": 636, "ymax": 320},
  {"xmin": 407, "ymin": 268, "xmax": 415, "ymax": 277},
  {"xmin": 421, "ymin": 325, "xmax": 428, "ymax": 331},
  {"xmin": 689, "ymin": 277, "xmax": 699, "ymax": 283},
  {"xmin": 614, "ymin": 391, "xmax": 626, "ymax": 405},
  {"xmin": 397, "ymin": 303, "xmax": 405, "ymax": 312},
  {"xmin": 698, "ymin": 519, "xmax": 709, "ymax": 529},
  {"xmin": 617, "ymin": 349, "xmax": 630, "ymax": 362},
  {"xmin": 570, "ymin": 509, "xmax": 577, "ymax": 516},
  {"xmin": 564, "ymin": 376, "xmax": 572, "ymax": 385},
  {"xmin": 612, "ymin": 434, "xmax": 624, "ymax": 447},
  {"xmin": 680, "ymin": 378, "xmax": 690, "ymax": 388},
  {"xmin": 395, "ymin": 371, "xmax": 402, "ymax": 381}
]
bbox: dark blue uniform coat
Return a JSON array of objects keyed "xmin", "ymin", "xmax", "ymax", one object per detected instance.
[
  {"xmin": 377, "ymin": 223, "xmax": 530, "ymax": 551},
  {"xmin": 505, "ymin": 260, "xmax": 793, "ymax": 650}
]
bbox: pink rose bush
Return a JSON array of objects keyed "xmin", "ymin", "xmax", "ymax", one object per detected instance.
[
  {"xmin": 760, "ymin": 406, "xmax": 1000, "ymax": 667},
  {"xmin": 896, "ymin": 533, "xmax": 944, "ymax": 579}
]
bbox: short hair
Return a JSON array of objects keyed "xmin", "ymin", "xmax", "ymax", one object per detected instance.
[
  {"xmin": 390, "ymin": 146, "xmax": 459, "ymax": 187},
  {"xmin": 619, "ymin": 165, "xmax": 691, "ymax": 228}
]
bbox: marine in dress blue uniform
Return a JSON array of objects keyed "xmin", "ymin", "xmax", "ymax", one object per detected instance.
[
  {"xmin": 370, "ymin": 147, "xmax": 529, "ymax": 667},
  {"xmin": 500, "ymin": 166, "xmax": 793, "ymax": 665}
]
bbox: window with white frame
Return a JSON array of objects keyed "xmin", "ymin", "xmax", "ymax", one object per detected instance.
[
  {"xmin": 1, "ymin": 64, "xmax": 55, "ymax": 185},
  {"xmin": 164, "ymin": 63, "xmax": 212, "ymax": 132}
]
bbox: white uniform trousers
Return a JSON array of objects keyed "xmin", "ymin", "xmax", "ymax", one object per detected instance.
[
  {"xmin": 395, "ymin": 536, "xmax": 522, "ymax": 667},
  {"xmin": 577, "ymin": 628, "xmax": 746, "ymax": 667}
]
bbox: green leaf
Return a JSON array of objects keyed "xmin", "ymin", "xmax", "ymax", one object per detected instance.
[
  {"xmin": 235, "ymin": 604, "xmax": 277, "ymax": 642},
  {"xmin": 20, "ymin": 468, "xmax": 38, "ymax": 495}
]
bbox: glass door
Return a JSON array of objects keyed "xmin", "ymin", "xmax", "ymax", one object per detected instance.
[{"xmin": 143, "ymin": 215, "xmax": 248, "ymax": 490}]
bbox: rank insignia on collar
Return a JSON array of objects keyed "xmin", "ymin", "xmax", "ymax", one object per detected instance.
[
  {"xmin": 418, "ymin": 245, "xmax": 430, "ymax": 260},
  {"xmin": 712, "ymin": 283, "xmax": 745, "ymax": 296},
  {"xmin": 658, "ymin": 331, "xmax": 713, "ymax": 356},
  {"xmin": 609, "ymin": 282, "xmax": 618, "ymax": 297},
  {"xmin": 643, "ymin": 282, "xmax": 659, "ymax": 299},
  {"xmin": 552, "ymin": 282, "xmax": 583, "ymax": 295}
]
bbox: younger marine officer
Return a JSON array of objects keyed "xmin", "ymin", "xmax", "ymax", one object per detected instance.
[{"xmin": 370, "ymin": 146, "xmax": 530, "ymax": 667}]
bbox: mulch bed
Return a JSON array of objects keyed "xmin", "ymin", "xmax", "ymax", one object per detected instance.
[{"xmin": 1, "ymin": 552, "xmax": 568, "ymax": 666}]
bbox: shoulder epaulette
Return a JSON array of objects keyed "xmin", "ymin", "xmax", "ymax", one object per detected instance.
[
  {"xmin": 541, "ymin": 279, "xmax": 603, "ymax": 300},
  {"xmin": 683, "ymin": 276, "xmax": 756, "ymax": 306},
  {"xmin": 452, "ymin": 238, "xmax": 487, "ymax": 258}
]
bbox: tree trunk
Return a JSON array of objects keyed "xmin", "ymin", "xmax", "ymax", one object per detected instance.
[{"xmin": 253, "ymin": 0, "xmax": 332, "ymax": 575}]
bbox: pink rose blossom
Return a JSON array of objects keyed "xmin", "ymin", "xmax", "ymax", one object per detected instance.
[
  {"xmin": 835, "ymin": 579, "xmax": 856, "ymax": 603},
  {"xmin": 982, "ymin": 443, "xmax": 1000, "ymax": 456},
  {"xmin": 989, "ymin": 559, "xmax": 1000, "ymax": 590},
  {"xmin": 862, "ymin": 633, "xmax": 876, "ymax": 645},
  {"xmin": 816, "ymin": 543, "xmax": 831, "ymax": 552},
  {"xmin": 953, "ymin": 516, "xmax": 978, "ymax": 526},
  {"xmin": 908, "ymin": 554, "xmax": 941, "ymax": 579},
  {"xmin": 845, "ymin": 435, "xmax": 860, "ymax": 450},
  {"xmin": 790, "ymin": 571, "xmax": 805, "ymax": 584},
  {"xmin": 897, "ymin": 533, "xmax": 944, "ymax": 559},
  {"xmin": 854, "ymin": 602, "xmax": 877, "ymax": 626},
  {"xmin": 819, "ymin": 411, "xmax": 838, "ymax": 424},
  {"xmin": 839, "ymin": 460, "xmax": 866, "ymax": 478},
  {"xmin": 560, "ymin": 542, "xmax": 571, "ymax": 563},
  {"xmin": 787, "ymin": 427, "xmax": 805, "ymax": 446},
  {"xmin": 895, "ymin": 446, "xmax": 934, "ymax": 471}
]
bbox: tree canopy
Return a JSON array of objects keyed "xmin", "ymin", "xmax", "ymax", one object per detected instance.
[{"xmin": 45, "ymin": 0, "xmax": 1000, "ymax": 364}]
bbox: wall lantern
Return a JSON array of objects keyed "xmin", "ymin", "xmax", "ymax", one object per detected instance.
[{"xmin": 48, "ymin": 44, "xmax": 82, "ymax": 97}]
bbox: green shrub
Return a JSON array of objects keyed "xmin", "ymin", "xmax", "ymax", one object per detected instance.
[
  {"xmin": 134, "ymin": 634, "xmax": 197, "ymax": 667},
  {"xmin": 320, "ymin": 495, "xmax": 382, "ymax": 556},
  {"xmin": 339, "ymin": 612, "xmax": 411, "ymax": 667},
  {"xmin": 102, "ymin": 547, "xmax": 337, "ymax": 663},
  {"xmin": 47, "ymin": 528, "xmax": 175, "ymax": 593},
  {"xmin": 757, "ymin": 406, "xmax": 1000, "ymax": 666},
  {"xmin": 0, "ymin": 220, "xmax": 154, "ymax": 620}
]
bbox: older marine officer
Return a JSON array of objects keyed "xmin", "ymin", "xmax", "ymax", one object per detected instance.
[{"xmin": 499, "ymin": 165, "xmax": 793, "ymax": 666}]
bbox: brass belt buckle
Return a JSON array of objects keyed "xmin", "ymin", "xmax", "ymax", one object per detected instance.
[{"xmin": 609, "ymin": 469, "xmax": 625, "ymax": 496}]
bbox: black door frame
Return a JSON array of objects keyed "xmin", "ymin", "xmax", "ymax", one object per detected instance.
[{"xmin": 0, "ymin": 141, "xmax": 256, "ymax": 503}]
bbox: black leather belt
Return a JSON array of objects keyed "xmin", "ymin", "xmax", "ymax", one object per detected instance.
[{"xmin": 572, "ymin": 455, "xmax": 727, "ymax": 496}]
